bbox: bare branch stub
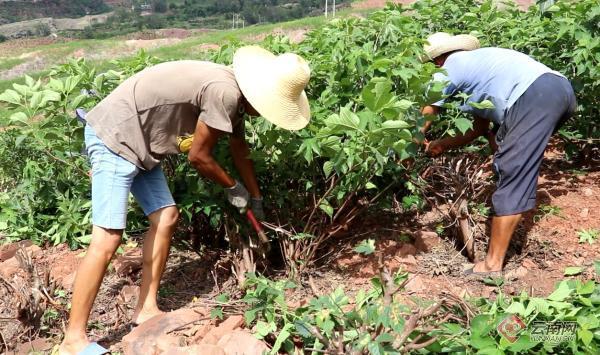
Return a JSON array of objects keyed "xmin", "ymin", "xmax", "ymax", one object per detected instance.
[{"xmin": 416, "ymin": 154, "xmax": 493, "ymax": 261}]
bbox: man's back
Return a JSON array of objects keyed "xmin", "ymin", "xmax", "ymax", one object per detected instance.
[
  {"xmin": 435, "ymin": 47, "xmax": 562, "ymax": 124},
  {"xmin": 87, "ymin": 60, "xmax": 243, "ymax": 170}
]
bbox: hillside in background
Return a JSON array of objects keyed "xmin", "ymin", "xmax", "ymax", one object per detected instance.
[
  {"xmin": 0, "ymin": 0, "xmax": 350, "ymax": 39},
  {"xmin": 0, "ymin": 0, "xmax": 110, "ymax": 24}
]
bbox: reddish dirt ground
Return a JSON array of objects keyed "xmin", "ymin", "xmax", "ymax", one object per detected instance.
[{"xmin": 0, "ymin": 145, "xmax": 598, "ymax": 353}]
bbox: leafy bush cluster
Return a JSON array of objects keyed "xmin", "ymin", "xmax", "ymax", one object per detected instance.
[
  {"xmin": 0, "ymin": 0, "xmax": 598, "ymax": 255},
  {"xmin": 232, "ymin": 262, "xmax": 600, "ymax": 354}
]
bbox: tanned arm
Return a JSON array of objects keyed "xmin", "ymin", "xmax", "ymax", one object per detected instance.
[
  {"xmin": 420, "ymin": 105, "xmax": 440, "ymax": 134},
  {"xmin": 426, "ymin": 116, "xmax": 489, "ymax": 156},
  {"xmin": 187, "ymin": 121, "xmax": 236, "ymax": 188},
  {"xmin": 229, "ymin": 136, "xmax": 261, "ymax": 198}
]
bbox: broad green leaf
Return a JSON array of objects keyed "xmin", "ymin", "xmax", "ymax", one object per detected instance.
[
  {"xmin": 323, "ymin": 161, "xmax": 334, "ymax": 178},
  {"xmin": 374, "ymin": 333, "xmax": 394, "ymax": 343},
  {"xmin": 70, "ymin": 93, "xmax": 87, "ymax": 109},
  {"xmin": 10, "ymin": 112, "xmax": 29, "ymax": 124},
  {"xmin": 470, "ymin": 334, "xmax": 496, "ymax": 350},
  {"xmin": 25, "ymin": 75, "xmax": 35, "ymax": 87},
  {"xmin": 94, "ymin": 74, "xmax": 105, "ymax": 89},
  {"xmin": 576, "ymin": 280, "xmax": 595, "ymax": 295},
  {"xmin": 362, "ymin": 77, "xmax": 394, "ymax": 112},
  {"xmin": 255, "ymin": 320, "xmax": 276, "ymax": 338},
  {"xmin": 367, "ymin": 341, "xmax": 383, "ymax": 355},
  {"xmin": 354, "ymin": 239, "xmax": 376, "ymax": 255},
  {"xmin": 397, "ymin": 99, "xmax": 413, "ymax": 110},
  {"xmin": 30, "ymin": 91, "xmax": 43, "ymax": 109},
  {"xmin": 324, "ymin": 107, "xmax": 360, "ymax": 133},
  {"xmin": 215, "ymin": 293, "xmax": 229, "ymax": 302},
  {"xmin": 483, "ymin": 277, "xmax": 504, "ymax": 287},
  {"xmin": 0, "ymin": 89, "xmax": 22, "ymax": 105},
  {"xmin": 470, "ymin": 314, "xmax": 494, "ymax": 337},
  {"xmin": 64, "ymin": 75, "xmax": 82, "ymax": 93},
  {"xmin": 15, "ymin": 135, "xmax": 26, "ymax": 147},
  {"xmin": 294, "ymin": 320, "xmax": 312, "ymax": 338},
  {"xmin": 319, "ymin": 200, "xmax": 333, "ymax": 218},
  {"xmin": 398, "ymin": 128, "xmax": 412, "ymax": 141},
  {"xmin": 381, "ymin": 120, "xmax": 409, "ymax": 130},
  {"xmin": 321, "ymin": 319, "xmax": 335, "ymax": 334},
  {"xmin": 41, "ymin": 90, "xmax": 61, "ymax": 105},
  {"xmin": 371, "ymin": 58, "xmax": 394, "ymax": 70},
  {"xmin": 548, "ymin": 281, "xmax": 573, "ymax": 301},
  {"xmin": 210, "ymin": 307, "xmax": 224, "ymax": 320},
  {"xmin": 270, "ymin": 323, "xmax": 292, "ymax": 354},
  {"xmin": 244, "ymin": 308, "xmax": 258, "ymax": 324},
  {"xmin": 469, "ymin": 100, "xmax": 496, "ymax": 110},
  {"xmin": 507, "ymin": 334, "xmax": 538, "ymax": 352},
  {"xmin": 505, "ymin": 302, "xmax": 526, "ymax": 316},
  {"xmin": 564, "ymin": 266, "xmax": 584, "ymax": 276},
  {"xmin": 454, "ymin": 117, "xmax": 473, "ymax": 134},
  {"xmin": 524, "ymin": 298, "xmax": 551, "ymax": 317},
  {"xmin": 476, "ymin": 349, "xmax": 504, "ymax": 355},
  {"xmin": 577, "ymin": 314, "xmax": 599, "ymax": 329},
  {"xmin": 578, "ymin": 328, "xmax": 593, "ymax": 346},
  {"xmin": 47, "ymin": 78, "xmax": 64, "ymax": 92},
  {"xmin": 12, "ymin": 83, "xmax": 30, "ymax": 96}
]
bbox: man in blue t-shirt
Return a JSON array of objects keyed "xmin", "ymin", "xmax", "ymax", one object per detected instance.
[{"xmin": 420, "ymin": 32, "xmax": 576, "ymax": 275}]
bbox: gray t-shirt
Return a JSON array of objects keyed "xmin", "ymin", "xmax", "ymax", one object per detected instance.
[{"xmin": 86, "ymin": 60, "xmax": 245, "ymax": 170}]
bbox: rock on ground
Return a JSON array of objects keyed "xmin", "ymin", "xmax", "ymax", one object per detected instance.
[
  {"xmin": 413, "ymin": 230, "xmax": 441, "ymax": 252},
  {"xmin": 122, "ymin": 308, "xmax": 209, "ymax": 355}
]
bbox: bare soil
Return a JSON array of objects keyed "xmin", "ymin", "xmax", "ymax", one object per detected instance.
[{"xmin": 0, "ymin": 144, "xmax": 598, "ymax": 353}]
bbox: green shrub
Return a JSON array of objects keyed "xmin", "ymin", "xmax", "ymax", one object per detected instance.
[
  {"xmin": 230, "ymin": 262, "xmax": 600, "ymax": 353},
  {"xmin": 0, "ymin": 0, "xmax": 598, "ymax": 257}
]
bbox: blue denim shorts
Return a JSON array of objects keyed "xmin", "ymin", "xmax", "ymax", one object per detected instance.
[{"xmin": 85, "ymin": 125, "xmax": 176, "ymax": 229}]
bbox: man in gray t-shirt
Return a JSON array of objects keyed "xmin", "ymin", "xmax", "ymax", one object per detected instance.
[
  {"xmin": 60, "ymin": 46, "xmax": 311, "ymax": 355},
  {"xmin": 420, "ymin": 33, "xmax": 576, "ymax": 276}
]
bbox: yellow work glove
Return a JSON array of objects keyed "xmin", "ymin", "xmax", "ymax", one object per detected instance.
[{"xmin": 177, "ymin": 135, "xmax": 194, "ymax": 153}]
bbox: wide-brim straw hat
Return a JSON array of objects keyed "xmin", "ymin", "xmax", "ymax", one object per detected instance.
[
  {"xmin": 233, "ymin": 46, "xmax": 311, "ymax": 130},
  {"xmin": 423, "ymin": 32, "xmax": 480, "ymax": 62}
]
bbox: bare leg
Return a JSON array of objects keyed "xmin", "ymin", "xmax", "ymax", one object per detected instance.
[
  {"xmin": 132, "ymin": 206, "xmax": 179, "ymax": 324},
  {"xmin": 473, "ymin": 214, "xmax": 522, "ymax": 272},
  {"xmin": 59, "ymin": 226, "xmax": 123, "ymax": 355}
]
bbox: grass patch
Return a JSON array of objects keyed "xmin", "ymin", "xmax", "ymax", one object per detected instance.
[
  {"xmin": 0, "ymin": 57, "xmax": 26, "ymax": 71},
  {"xmin": 534, "ymin": 204, "xmax": 563, "ymax": 222}
]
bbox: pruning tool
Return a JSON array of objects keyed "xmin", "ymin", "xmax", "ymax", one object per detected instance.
[{"xmin": 241, "ymin": 206, "xmax": 271, "ymax": 255}]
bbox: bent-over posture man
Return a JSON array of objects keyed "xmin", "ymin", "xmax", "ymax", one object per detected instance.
[
  {"xmin": 60, "ymin": 46, "xmax": 311, "ymax": 355},
  {"xmin": 420, "ymin": 33, "xmax": 576, "ymax": 275}
]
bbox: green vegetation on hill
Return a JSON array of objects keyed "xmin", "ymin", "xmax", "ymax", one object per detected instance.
[
  {"xmin": 0, "ymin": 0, "xmax": 110, "ymax": 24},
  {"xmin": 77, "ymin": 0, "xmax": 350, "ymax": 39},
  {"xmin": 167, "ymin": 0, "xmax": 335, "ymax": 25}
]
